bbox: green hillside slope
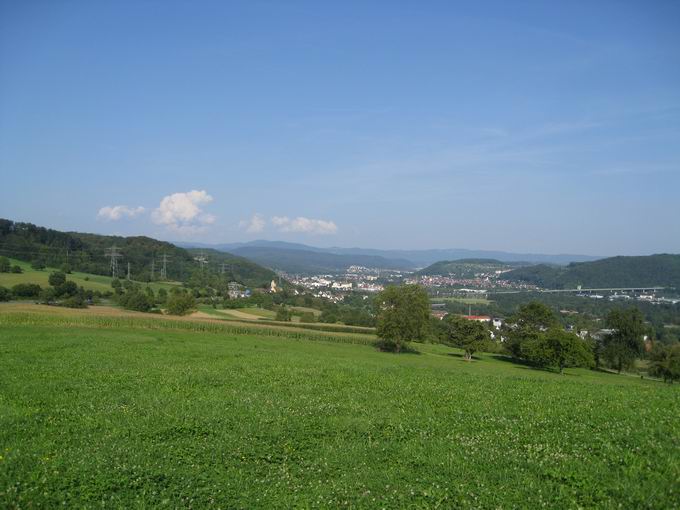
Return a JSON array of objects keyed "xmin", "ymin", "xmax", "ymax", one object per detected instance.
[{"xmin": 501, "ymin": 254, "xmax": 680, "ymax": 289}]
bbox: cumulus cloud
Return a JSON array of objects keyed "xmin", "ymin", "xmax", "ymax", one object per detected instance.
[
  {"xmin": 271, "ymin": 216, "xmax": 337, "ymax": 235},
  {"xmin": 97, "ymin": 205, "xmax": 145, "ymax": 221},
  {"xmin": 151, "ymin": 190, "xmax": 215, "ymax": 232},
  {"xmin": 239, "ymin": 213, "xmax": 266, "ymax": 233}
]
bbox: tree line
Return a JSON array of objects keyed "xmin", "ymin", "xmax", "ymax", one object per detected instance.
[{"xmin": 373, "ymin": 284, "xmax": 680, "ymax": 382}]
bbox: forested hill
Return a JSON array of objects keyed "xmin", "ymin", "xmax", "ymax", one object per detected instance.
[
  {"xmin": 226, "ymin": 246, "xmax": 414, "ymax": 274},
  {"xmin": 0, "ymin": 219, "xmax": 277, "ymax": 288},
  {"xmin": 185, "ymin": 248, "xmax": 278, "ymax": 288},
  {"xmin": 500, "ymin": 254, "xmax": 680, "ymax": 289},
  {"xmin": 417, "ymin": 259, "xmax": 521, "ymax": 277}
]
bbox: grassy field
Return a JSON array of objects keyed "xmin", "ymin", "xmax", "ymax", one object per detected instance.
[
  {"xmin": 1, "ymin": 307, "xmax": 678, "ymax": 508},
  {"xmin": 0, "ymin": 257, "xmax": 182, "ymax": 293}
]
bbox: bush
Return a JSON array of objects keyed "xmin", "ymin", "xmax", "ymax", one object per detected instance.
[
  {"xmin": 299, "ymin": 312, "xmax": 316, "ymax": 323},
  {"xmin": 62, "ymin": 294, "xmax": 87, "ymax": 309},
  {"xmin": 55, "ymin": 281, "xmax": 79, "ymax": 298},
  {"xmin": 275, "ymin": 307, "xmax": 292, "ymax": 322},
  {"xmin": 12, "ymin": 283, "xmax": 42, "ymax": 298},
  {"xmin": 0, "ymin": 256, "xmax": 10, "ymax": 272},
  {"xmin": 48, "ymin": 271, "xmax": 67, "ymax": 287},
  {"xmin": 166, "ymin": 293, "xmax": 196, "ymax": 316},
  {"xmin": 10, "ymin": 265, "xmax": 22, "ymax": 274},
  {"xmin": 38, "ymin": 288, "xmax": 57, "ymax": 304},
  {"xmin": 31, "ymin": 260, "xmax": 46, "ymax": 271},
  {"xmin": 119, "ymin": 290, "xmax": 154, "ymax": 313},
  {"xmin": 0, "ymin": 286, "xmax": 11, "ymax": 301}
]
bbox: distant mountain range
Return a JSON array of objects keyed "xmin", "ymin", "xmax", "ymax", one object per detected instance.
[{"xmin": 177, "ymin": 240, "xmax": 602, "ymax": 271}]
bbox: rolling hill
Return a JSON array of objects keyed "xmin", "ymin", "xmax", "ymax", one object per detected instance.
[
  {"xmin": 225, "ymin": 246, "xmax": 415, "ymax": 274},
  {"xmin": 178, "ymin": 240, "xmax": 601, "ymax": 266},
  {"xmin": 0, "ymin": 219, "xmax": 278, "ymax": 289},
  {"xmin": 500, "ymin": 254, "xmax": 680, "ymax": 289},
  {"xmin": 417, "ymin": 258, "xmax": 524, "ymax": 277}
]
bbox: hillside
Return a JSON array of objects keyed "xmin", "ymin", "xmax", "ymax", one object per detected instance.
[
  {"xmin": 179, "ymin": 240, "xmax": 600, "ymax": 266},
  {"xmin": 0, "ymin": 219, "xmax": 278, "ymax": 289},
  {"xmin": 501, "ymin": 254, "xmax": 680, "ymax": 289},
  {"xmin": 226, "ymin": 246, "xmax": 414, "ymax": 274},
  {"xmin": 417, "ymin": 258, "xmax": 522, "ymax": 277},
  {"xmin": 185, "ymin": 248, "xmax": 279, "ymax": 288},
  {"xmin": 1, "ymin": 306, "xmax": 677, "ymax": 508},
  {"xmin": 0, "ymin": 257, "xmax": 181, "ymax": 293}
]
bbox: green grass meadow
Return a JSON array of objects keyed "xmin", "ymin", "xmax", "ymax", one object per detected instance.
[
  {"xmin": 0, "ymin": 258, "xmax": 181, "ymax": 293},
  {"xmin": 0, "ymin": 309, "xmax": 678, "ymax": 508}
]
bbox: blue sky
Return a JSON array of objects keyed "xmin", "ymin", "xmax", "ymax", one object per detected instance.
[{"xmin": 1, "ymin": 0, "xmax": 679, "ymax": 255}]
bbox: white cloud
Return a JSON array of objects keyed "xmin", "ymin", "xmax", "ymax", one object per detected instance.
[
  {"xmin": 271, "ymin": 216, "xmax": 337, "ymax": 235},
  {"xmin": 151, "ymin": 190, "xmax": 215, "ymax": 232},
  {"xmin": 239, "ymin": 213, "xmax": 266, "ymax": 233},
  {"xmin": 97, "ymin": 205, "xmax": 145, "ymax": 221}
]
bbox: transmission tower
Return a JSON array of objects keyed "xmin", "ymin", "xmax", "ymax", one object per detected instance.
[
  {"xmin": 105, "ymin": 246, "xmax": 123, "ymax": 278},
  {"xmin": 151, "ymin": 258, "xmax": 155, "ymax": 280},
  {"xmin": 127, "ymin": 262, "xmax": 131, "ymax": 280},
  {"xmin": 160, "ymin": 253, "xmax": 170, "ymax": 280}
]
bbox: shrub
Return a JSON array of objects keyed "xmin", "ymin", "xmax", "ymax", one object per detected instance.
[
  {"xmin": 299, "ymin": 312, "xmax": 316, "ymax": 323},
  {"xmin": 12, "ymin": 283, "xmax": 42, "ymax": 298},
  {"xmin": 10, "ymin": 265, "xmax": 22, "ymax": 274},
  {"xmin": 119, "ymin": 290, "xmax": 154, "ymax": 313},
  {"xmin": 31, "ymin": 260, "xmax": 46, "ymax": 271},
  {"xmin": 166, "ymin": 293, "xmax": 196, "ymax": 316},
  {"xmin": 0, "ymin": 286, "xmax": 11, "ymax": 301},
  {"xmin": 48, "ymin": 271, "xmax": 67, "ymax": 287},
  {"xmin": 275, "ymin": 307, "xmax": 292, "ymax": 322},
  {"xmin": 0, "ymin": 256, "xmax": 10, "ymax": 272},
  {"xmin": 62, "ymin": 294, "xmax": 87, "ymax": 309}
]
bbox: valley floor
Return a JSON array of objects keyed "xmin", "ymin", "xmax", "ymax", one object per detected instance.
[{"xmin": 0, "ymin": 306, "xmax": 678, "ymax": 508}]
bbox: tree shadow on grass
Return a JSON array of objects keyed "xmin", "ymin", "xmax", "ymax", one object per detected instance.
[
  {"xmin": 373, "ymin": 340, "xmax": 422, "ymax": 354},
  {"xmin": 489, "ymin": 354, "xmax": 564, "ymax": 375},
  {"xmin": 446, "ymin": 352, "xmax": 482, "ymax": 361}
]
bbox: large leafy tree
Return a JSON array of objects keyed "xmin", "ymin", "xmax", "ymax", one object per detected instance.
[
  {"xmin": 505, "ymin": 301, "xmax": 558, "ymax": 357},
  {"xmin": 440, "ymin": 314, "xmax": 490, "ymax": 361},
  {"xmin": 603, "ymin": 308, "xmax": 646, "ymax": 373},
  {"xmin": 648, "ymin": 343, "xmax": 680, "ymax": 383},
  {"xmin": 374, "ymin": 284, "xmax": 430, "ymax": 352},
  {"xmin": 521, "ymin": 328, "xmax": 594, "ymax": 373}
]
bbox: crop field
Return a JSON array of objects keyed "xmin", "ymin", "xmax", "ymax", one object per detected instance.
[
  {"xmin": 0, "ymin": 257, "xmax": 182, "ymax": 293},
  {"xmin": 1, "ymin": 307, "xmax": 679, "ymax": 508}
]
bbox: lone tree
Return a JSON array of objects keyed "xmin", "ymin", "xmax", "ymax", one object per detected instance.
[
  {"xmin": 603, "ymin": 308, "xmax": 646, "ymax": 374},
  {"xmin": 374, "ymin": 284, "xmax": 430, "ymax": 352},
  {"xmin": 521, "ymin": 328, "xmax": 594, "ymax": 374},
  {"xmin": 441, "ymin": 314, "xmax": 489, "ymax": 361}
]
